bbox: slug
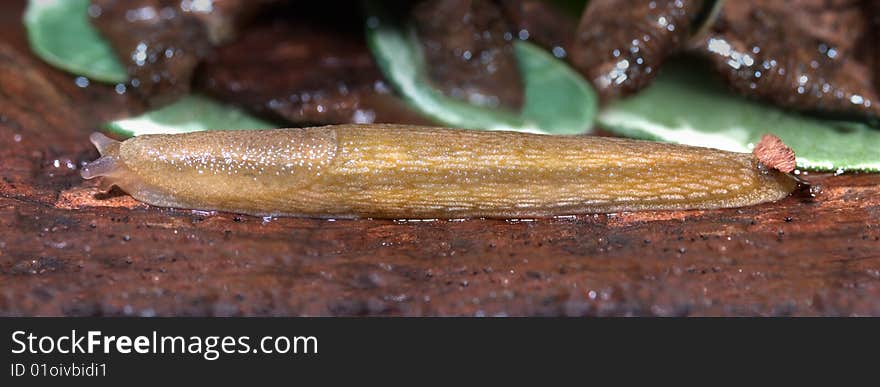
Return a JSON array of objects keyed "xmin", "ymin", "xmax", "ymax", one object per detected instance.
[{"xmin": 81, "ymin": 124, "xmax": 797, "ymax": 219}]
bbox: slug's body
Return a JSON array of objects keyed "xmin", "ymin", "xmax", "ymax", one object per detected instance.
[{"xmin": 82, "ymin": 125, "xmax": 797, "ymax": 218}]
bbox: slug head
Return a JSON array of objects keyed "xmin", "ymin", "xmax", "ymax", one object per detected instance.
[
  {"xmin": 79, "ymin": 128, "xmax": 340, "ymax": 213},
  {"xmin": 81, "ymin": 132, "xmax": 129, "ymax": 191}
]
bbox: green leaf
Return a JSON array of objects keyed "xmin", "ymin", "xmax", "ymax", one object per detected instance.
[
  {"xmin": 24, "ymin": 0, "xmax": 127, "ymax": 83},
  {"xmin": 598, "ymin": 62, "xmax": 880, "ymax": 172},
  {"xmin": 104, "ymin": 94, "xmax": 277, "ymax": 137},
  {"xmin": 366, "ymin": 5, "xmax": 597, "ymax": 135}
]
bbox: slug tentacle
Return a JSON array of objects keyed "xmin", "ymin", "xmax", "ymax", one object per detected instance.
[
  {"xmin": 80, "ymin": 154, "xmax": 118, "ymax": 180},
  {"xmin": 80, "ymin": 155, "xmax": 126, "ymax": 193},
  {"xmin": 82, "ymin": 132, "xmax": 130, "ymax": 191},
  {"xmin": 89, "ymin": 132, "xmax": 120, "ymax": 156},
  {"xmin": 81, "ymin": 125, "xmax": 798, "ymax": 219}
]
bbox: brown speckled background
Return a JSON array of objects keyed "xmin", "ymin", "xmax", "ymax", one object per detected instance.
[{"xmin": 2, "ymin": 1, "xmax": 879, "ymax": 316}]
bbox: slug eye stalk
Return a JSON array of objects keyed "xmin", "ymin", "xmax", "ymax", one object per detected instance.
[{"xmin": 81, "ymin": 125, "xmax": 798, "ymax": 219}]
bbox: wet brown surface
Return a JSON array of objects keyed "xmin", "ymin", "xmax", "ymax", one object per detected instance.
[
  {"xmin": 4, "ymin": 166, "xmax": 880, "ymax": 316},
  {"xmin": 2, "ymin": 1, "xmax": 880, "ymax": 316}
]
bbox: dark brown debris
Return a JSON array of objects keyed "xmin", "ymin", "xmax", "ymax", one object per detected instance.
[
  {"xmin": 197, "ymin": 14, "xmax": 432, "ymax": 126},
  {"xmin": 570, "ymin": 0, "xmax": 703, "ymax": 101},
  {"xmin": 693, "ymin": 0, "xmax": 880, "ymax": 121},
  {"xmin": 181, "ymin": 0, "xmax": 274, "ymax": 45},
  {"xmin": 90, "ymin": 0, "xmax": 212, "ymax": 107},
  {"xmin": 498, "ymin": 0, "xmax": 577, "ymax": 55},
  {"xmin": 412, "ymin": 0, "xmax": 524, "ymax": 110}
]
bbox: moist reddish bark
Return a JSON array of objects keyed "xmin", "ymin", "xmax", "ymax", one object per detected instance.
[
  {"xmin": 4, "ymin": 172, "xmax": 880, "ymax": 316},
  {"xmin": 3, "ymin": 1, "xmax": 880, "ymax": 316}
]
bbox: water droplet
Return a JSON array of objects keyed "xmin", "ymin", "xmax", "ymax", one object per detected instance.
[
  {"xmin": 850, "ymin": 95, "xmax": 864, "ymax": 105},
  {"xmin": 551, "ymin": 46, "xmax": 566, "ymax": 58}
]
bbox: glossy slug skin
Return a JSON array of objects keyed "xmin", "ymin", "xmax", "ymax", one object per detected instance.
[{"xmin": 81, "ymin": 125, "xmax": 797, "ymax": 219}]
